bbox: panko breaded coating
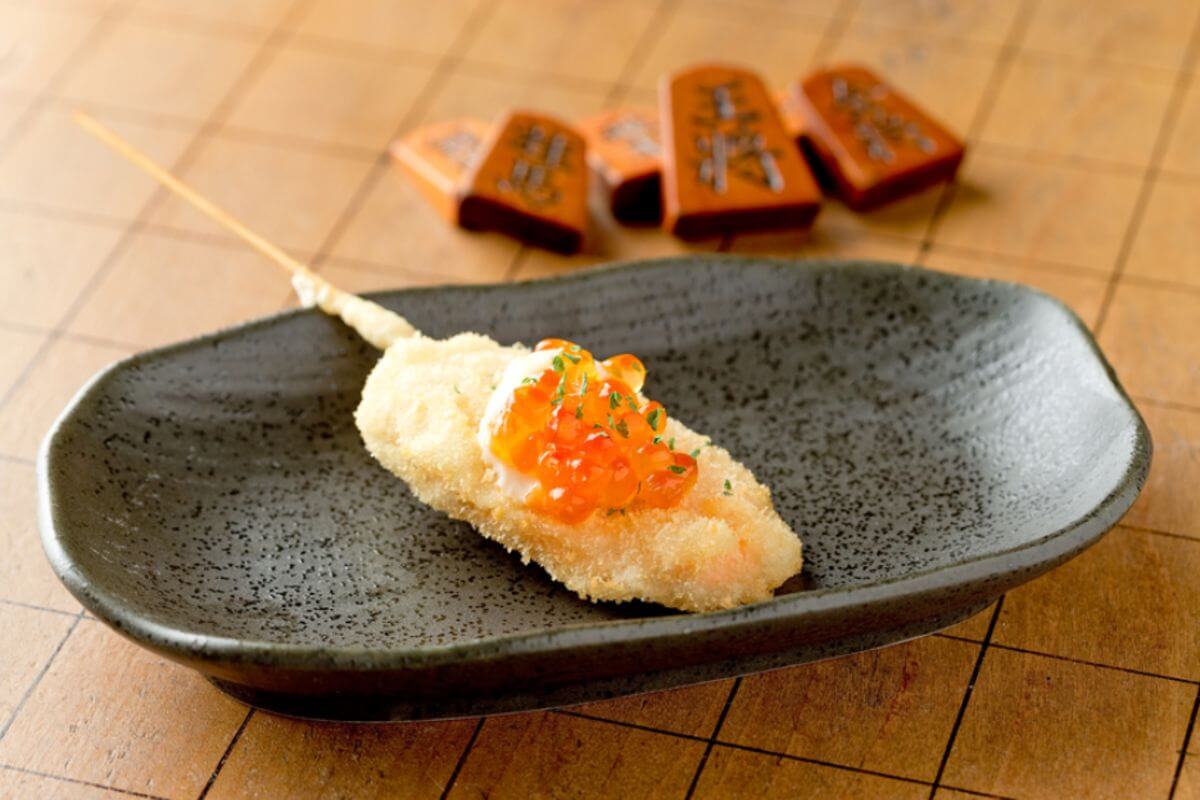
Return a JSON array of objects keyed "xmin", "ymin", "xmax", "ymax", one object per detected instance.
[{"xmin": 356, "ymin": 332, "xmax": 802, "ymax": 612}]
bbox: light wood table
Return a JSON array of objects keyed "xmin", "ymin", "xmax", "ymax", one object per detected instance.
[{"xmin": 1, "ymin": 0, "xmax": 1199, "ymax": 797}]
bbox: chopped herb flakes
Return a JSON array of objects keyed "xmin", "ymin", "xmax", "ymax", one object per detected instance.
[
  {"xmin": 489, "ymin": 338, "xmax": 701, "ymax": 520},
  {"xmin": 723, "ymin": 479, "xmax": 732, "ymax": 495}
]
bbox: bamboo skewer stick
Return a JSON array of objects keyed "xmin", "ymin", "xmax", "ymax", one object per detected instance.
[
  {"xmin": 74, "ymin": 111, "xmax": 318, "ymax": 283},
  {"xmin": 73, "ymin": 110, "xmax": 417, "ymax": 349}
]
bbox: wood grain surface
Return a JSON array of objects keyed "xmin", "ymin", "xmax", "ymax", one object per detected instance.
[{"xmin": 0, "ymin": 0, "xmax": 1198, "ymax": 798}]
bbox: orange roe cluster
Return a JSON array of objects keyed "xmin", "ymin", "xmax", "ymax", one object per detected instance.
[{"xmin": 488, "ymin": 338, "xmax": 699, "ymax": 524}]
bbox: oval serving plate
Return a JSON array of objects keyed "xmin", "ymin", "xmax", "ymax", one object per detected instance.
[{"xmin": 39, "ymin": 257, "xmax": 1150, "ymax": 721}]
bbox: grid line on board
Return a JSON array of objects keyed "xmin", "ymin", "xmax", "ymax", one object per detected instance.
[
  {"xmin": 1091, "ymin": 9, "xmax": 1200, "ymax": 335},
  {"xmin": 0, "ymin": 0, "xmax": 318, "ymax": 772},
  {"xmin": 916, "ymin": 0, "xmax": 1037, "ymax": 254},
  {"xmin": 0, "ymin": 0, "xmax": 322, "ymax": 411}
]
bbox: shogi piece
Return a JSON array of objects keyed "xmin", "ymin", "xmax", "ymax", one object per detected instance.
[
  {"xmin": 578, "ymin": 108, "xmax": 663, "ymax": 224},
  {"xmin": 460, "ymin": 111, "xmax": 589, "ymax": 254},
  {"xmin": 390, "ymin": 118, "xmax": 490, "ymax": 223},
  {"xmin": 794, "ymin": 65, "xmax": 965, "ymax": 211},
  {"xmin": 660, "ymin": 64, "xmax": 821, "ymax": 240}
]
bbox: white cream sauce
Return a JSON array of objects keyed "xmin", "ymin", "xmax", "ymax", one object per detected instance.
[{"xmin": 477, "ymin": 348, "xmax": 619, "ymax": 501}]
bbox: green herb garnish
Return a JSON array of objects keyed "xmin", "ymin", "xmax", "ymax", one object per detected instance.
[
  {"xmin": 723, "ymin": 479, "xmax": 732, "ymax": 495},
  {"xmin": 552, "ymin": 355, "xmax": 565, "ymax": 373},
  {"xmin": 646, "ymin": 408, "xmax": 662, "ymax": 430},
  {"xmin": 668, "ymin": 465, "xmax": 687, "ymax": 474},
  {"xmin": 614, "ymin": 418, "xmax": 630, "ymax": 438}
]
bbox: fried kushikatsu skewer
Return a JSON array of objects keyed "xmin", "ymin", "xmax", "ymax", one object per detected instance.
[{"xmin": 75, "ymin": 111, "xmax": 802, "ymax": 612}]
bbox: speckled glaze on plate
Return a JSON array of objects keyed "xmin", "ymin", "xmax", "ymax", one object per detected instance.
[{"xmin": 39, "ymin": 258, "xmax": 1150, "ymax": 721}]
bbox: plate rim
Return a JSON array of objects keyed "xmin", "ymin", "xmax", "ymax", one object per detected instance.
[{"xmin": 37, "ymin": 256, "xmax": 1153, "ymax": 671}]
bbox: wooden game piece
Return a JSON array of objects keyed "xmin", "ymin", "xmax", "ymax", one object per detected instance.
[
  {"xmin": 660, "ymin": 64, "xmax": 821, "ymax": 240},
  {"xmin": 390, "ymin": 118, "xmax": 490, "ymax": 223},
  {"xmin": 774, "ymin": 89, "xmax": 806, "ymax": 143},
  {"xmin": 794, "ymin": 64, "xmax": 965, "ymax": 211},
  {"xmin": 577, "ymin": 107, "xmax": 663, "ymax": 224},
  {"xmin": 459, "ymin": 110, "xmax": 588, "ymax": 254}
]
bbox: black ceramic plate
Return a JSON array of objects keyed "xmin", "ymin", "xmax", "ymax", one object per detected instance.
[{"xmin": 39, "ymin": 258, "xmax": 1149, "ymax": 721}]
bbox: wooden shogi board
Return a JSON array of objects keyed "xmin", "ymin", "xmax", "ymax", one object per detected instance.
[{"xmin": 1, "ymin": 0, "xmax": 1199, "ymax": 797}]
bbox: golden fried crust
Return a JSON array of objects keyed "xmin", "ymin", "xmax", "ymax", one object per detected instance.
[{"xmin": 355, "ymin": 333, "xmax": 803, "ymax": 612}]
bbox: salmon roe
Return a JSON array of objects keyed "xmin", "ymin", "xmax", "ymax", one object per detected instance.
[{"xmin": 487, "ymin": 339, "xmax": 698, "ymax": 524}]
